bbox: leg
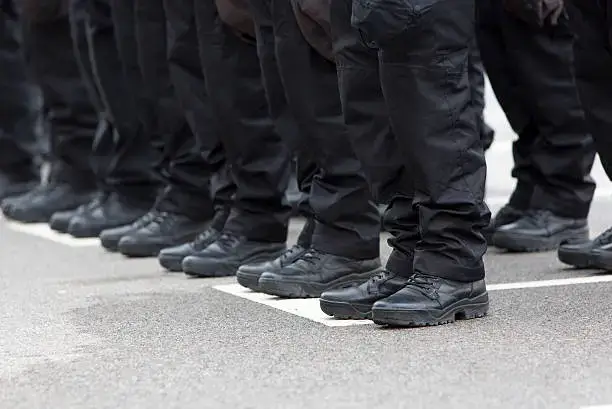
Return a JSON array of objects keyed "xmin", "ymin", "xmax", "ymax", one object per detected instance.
[
  {"xmin": 365, "ymin": 0, "xmax": 490, "ymax": 326},
  {"xmin": 0, "ymin": 8, "xmax": 40, "ymax": 199},
  {"xmin": 235, "ymin": 0, "xmax": 316, "ymax": 290},
  {"xmin": 193, "ymin": 0, "xmax": 290, "ymax": 243},
  {"xmin": 3, "ymin": 12, "xmax": 97, "ymax": 223},
  {"xmin": 319, "ymin": 0, "xmax": 419, "ymax": 319},
  {"xmin": 476, "ymin": 0, "xmax": 537, "ymax": 236},
  {"xmin": 491, "ymin": 6, "xmax": 594, "ymax": 252},
  {"xmin": 66, "ymin": 0, "xmax": 161, "ymax": 238},
  {"xmin": 241, "ymin": 0, "xmax": 381, "ymax": 298},
  {"xmin": 115, "ymin": 0, "xmax": 215, "ymax": 258},
  {"xmin": 87, "ymin": 0, "xmax": 159, "ymax": 206},
  {"xmin": 156, "ymin": 0, "xmax": 235, "ymax": 271},
  {"xmin": 559, "ymin": 0, "xmax": 612, "ymax": 269}
]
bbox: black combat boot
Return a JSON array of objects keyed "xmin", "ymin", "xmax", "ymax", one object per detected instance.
[
  {"xmin": 371, "ymin": 273, "xmax": 489, "ymax": 327},
  {"xmin": 492, "ymin": 209, "xmax": 588, "ymax": 252},
  {"xmin": 258, "ymin": 249, "xmax": 380, "ymax": 298},
  {"xmin": 182, "ymin": 232, "xmax": 286, "ymax": 278},
  {"xmin": 320, "ymin": 270, "xmax": 409, "ymax": 319},
  {"xmin": 117, "ymin": 212, "xmax": 209, "ymax": 257}
]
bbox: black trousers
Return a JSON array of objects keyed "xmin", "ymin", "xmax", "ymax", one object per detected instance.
[
  {"xmin": 164, "ymin": 0, "xmax": 236, "ymax": 219},
  {"xmin": 86, "ymin": 0, "xmax": 160, "ymax": 205},
  {"xmin": 165, "ymin": 0, "xmax": 290, "ymax": 242},
  {"xmin": 21, "ymin": 13, "xmax": 98, "ymax": 190},
  {"xmin": 0, "ymin": 8, "xmax": 41, "ymax": 177},
  {"xmin": 477, "ymin": 0, "xmax": 596, "ymax": 219},
  {"xmin": 246, "ymin": 0, "xmax": 380, "ymax": 259},
  {"xmin": 568, "ymin": 0, "xmax": 612, "ymax": 183},
  {"xmin": 133, "ymin": 0, "xmax": 217, "ymax": 220},
  {"xmin": 339, "ymin": 0, "xmax": 489, "ymax": 282}
]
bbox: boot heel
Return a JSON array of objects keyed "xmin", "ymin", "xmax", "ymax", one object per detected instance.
[{"xmin": 456, "ymin": 294, "xmax": 489, "ymax": 320}]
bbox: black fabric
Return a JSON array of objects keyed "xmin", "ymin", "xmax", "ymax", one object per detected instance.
[
  {"xmin": 247, "ymin": 0, "xmax": 380, "ymax": 259},
  {"xmin": 69, "ymin": 0, "xmax": 104, "ymax": 113},
  {"xmin": 0, "ymin": 8, "xmax": 41, "ymax": 176},
  {"xmin": 332, "ymin": 0, "xmax": 489, "ymax": 281},
  {"xmin": 331, "ymin": 0, "xmax": 406, "ymax": 206},
  {"xmin": 86, "ymin": 0, "xmax": 160, "ymax": 205},
  {"xmin": 567, "ymin": 0, "xmax": 612, "ymax": 181},
  {"xmin": 68, "ymin": 0, "xmax": 112, "ymax": 187},
  {"xmin": 21, "ymin": 12, "xmax": 97, "ymax": 190},
  {"xmin": 164, "ymin": 0, "xmax": 290, "ymax": 242},
  {"xmin": 356, "ymin": 0, "xmax": 489, "ymax": 282},
  {"xmin": 165, "ymin": 0, "xmax": 236, "ymax": 215},
  {"xmin": 468, "ymin": 43, "xmax": 494, "ymax": 151},
  {"xmin": 133, "ymin": 0, "xmax": 215, "ymax": 220},
  {"xmin": 477, "ymin": 0, "xmax": 596, "ymax": 219},
  {"xmin": 194, "ymin": 0, "xmax": 292, "ymax": 242},
  {"xmin": 18, "ymin": 0, "xmax": 70, "ymax": 22}
]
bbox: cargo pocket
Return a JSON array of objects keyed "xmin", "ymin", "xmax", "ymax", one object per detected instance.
[{"xmin": 351, "ymin": 0, "xmax": 436, "ymax": 48}]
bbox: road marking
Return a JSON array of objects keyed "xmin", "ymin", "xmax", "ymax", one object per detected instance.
[
  {"xmin": 214, "ymin": 274, "xmax": 612, "ymax": 327},
  {"xmin": 488, "ymin": 275, "xmax": 612, "ymax": 290},
  {"xmin": 580, "ymin": 406, "xmax": 612, "ymax": 409},
  {"xmin": 214, "ymin": 284, "xmax": 372, "ymax": 327},
  {"xmin": 4, "ymin": 221, "xmax": 100, "ymax": 247}
]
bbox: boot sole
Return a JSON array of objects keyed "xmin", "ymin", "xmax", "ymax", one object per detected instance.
[
  {"xmin": 119, "ymin": 228, "xmax": 208, "ymax": 258},
  {"xmin": 258, "ymin": 269, "xmax": 379, "ymax": 299},
  {"xmin": 100, "ymin": 237, "xmax": 121, "ymax": 252},
  {"xmin": 591, "ymin": 252, "xmax": 612, "ymax": 270},
  {"xmin": 3, "ymin": 212, "xmax": 53, "ymax": 223},
  {"xmin": 372, "ymin": 293, "xmax": 489, "ymax": 327},
  {"xmin": 49, "ymin": 219, "xmax": 72, "ymax": 233},
  {"xmin": 158, "ymin": 254, "xmax": 186, "ymax": 272},
  {"xmin": 71, "ymin": 228, "xmax": 105, "ymax": 239},
  {"xmin": 492, "ymin": 226, "xmax": 588, "ymax": 253},
  {"xmin": 557, "ymin": 248, "xmax": 595, "ymax": 269},
  {"xmin": 319, "ymin": 299, "xmax": 373, "ymax": 320},
  {"xmin": 183, "ymin": 249, "xmax": 285, "ymax": 278},
  {"xmin": 236, "ymin": 271, "xmax": 262, "ymax": 292},
  {"xmin": 119, "ymin": 244, "xmax": 166, "ymax": 258}
]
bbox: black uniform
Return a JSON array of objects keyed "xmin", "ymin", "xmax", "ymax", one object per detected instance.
[
  {"xmin": 94, "ymin": 0, "xmax": 230, "ymax": 256},
  {"xmin": 56, "ymin": 0, "xmax": 166, "ymax": 239},
  {"xmin": 231, "ymin": 0, "xmax": 382, "ymax": 297},
  {"xmin": 2, "ymin": 6, "xmax": 98, "ymax": 223},
  {"xmin": 85, "ymin": 0, "xmax": 160, "ymax": 207},
  {"xmin": 158, "ymin": 0, "xmax": 293, "ymax": 277},
  {"xmin": 321, "ymin": 0, "xmax": 490, "ymax": 327},
  {"xmin": 0, "ymin": 4, "xmax": 40, "ymax": 199},
  {"xmin": 477, "ymin": 0, "xmax": 595, "ymax": 252},
  {"xmin": 558, "ymin": 0, "xmax": 612, "ymax": 270}
]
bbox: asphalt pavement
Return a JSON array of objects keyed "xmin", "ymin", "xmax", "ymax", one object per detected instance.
[{"xmin": 1, "ymin": 84, "xmax": 612, "ymax": 409}]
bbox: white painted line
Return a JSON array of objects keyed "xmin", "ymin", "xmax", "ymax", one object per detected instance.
[
  {"xmin": 5, "ymin": 221, "xmax": 100, "ymax": 247},
  {"xmin": 488, "ymin": 275, "xmax": 612, "ymax": 291},
  {"xmin": 213, "ymin": 284, "xmax": 372, "ymax": 327},
  {"xmin": 580, "ymin": 405, "xmax": 612, "ymax": 409},
  {"xmin": 214, "ymin": 274, "xmax": 612, "ymax": 327}
]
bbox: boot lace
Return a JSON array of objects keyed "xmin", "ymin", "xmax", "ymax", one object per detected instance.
[
  {"xmin": 366, "ymin": 270, "xmax": 393, "ymax": 293},
  {"xmin": 300, "ymin": 249, "xmax": 323, "ymax": 265},
  {"xmin": 593, "ymin": 226, "xmax": 612, "ymax": 245},
  {"xmin": 191, "ymin": 227, "xmax": 218, "ymax": 250},
  {"xmin": 279, "ymin": 245, "xmax": 306, "ymax": 266},
  {"xmin": 405, "ymin": 273, "xmax": 439, "ymax": 298},
  {"xmin": 217, "ymin": 232, "xmax": 241, "ymax": 249}
]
